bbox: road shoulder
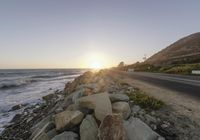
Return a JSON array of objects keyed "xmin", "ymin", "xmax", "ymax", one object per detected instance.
[{"xmin": 109, "ymin": 71, "xmax": 200, "ymax": 139}]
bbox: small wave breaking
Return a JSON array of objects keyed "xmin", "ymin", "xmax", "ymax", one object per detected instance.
[{"xmin": 0, "ymin": 79, "xmax": 38, "ymax": 90}]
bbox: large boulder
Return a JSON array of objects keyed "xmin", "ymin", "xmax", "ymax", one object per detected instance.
[
  {"xmin": 52, "ymin": 131, "xmax": 78, "ymax": 140},
  {"xmin": 72, "ymin": 89, "xmax": 85, "ymax": 103},
  {"xmin": 66, "ymin": 103, "xmax": 93, "ymax": 115},
  {"xmin": 60, "ymin": 95, "xmax": 73, "ymax": 109},
  {"xmin": 76, "ymin": 92, "xmax": 112, "ymax": 121},
  {"xmin": 112, "ymin": 102, "xmax": 131, "ymax": 119},
  {"xmin": 99, "ymin": 114, "xmax": 127, "ymax": 140},
  {"xmin": 80, "ymin": 115, "xmax": 98, "ymax": 140},
  {"xmin": 55, "ymin": 110, "xmax": 84, "ymax": 131},
  {"xmin": 72, "ymin": 85, "xmax": 97, "ymax": 103},
  {"xmin": 66, "ymin": 104, "xmax": 80, "ymax": 111},
  {"xmin": 109, "ymin": 94, "xmax": 129, "ymax": 103},
  {"xmin": 124, "ymin": 117, "xmax": 164, "ymax": 140},
  {"xmin": 46, "ymin": 129, "xmax": 58, "ymax": 139}
]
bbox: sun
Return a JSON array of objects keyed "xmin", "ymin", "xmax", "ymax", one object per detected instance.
[
  {"xmin": 90, "ymin": 61, "xmax": 103, "ymax": 69},
  {"xmin": 83, "ymin": 52, "xmax": 110, "ymax": 69}
]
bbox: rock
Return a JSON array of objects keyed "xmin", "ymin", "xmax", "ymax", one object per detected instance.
[
  {"xmin": 34, "ymin": 132, "xmax": 49, "ymax": 140},
  {"xmin": 11, "ymin": 104, "xmax": 23, "ymax": 111},
  {"xmin": 138, "ymin": 109, "xmax": 146, "ymax": 116},
  {"xmin": 42, "ymin": 93, "xmax": 58, "ymax": 103},
  {"xmin": 150, "ymin": 124, "xmax": 157, "ymax": 130},
  {"xmin": 151, "ymin": 111, "xmax": 156, "ymax": 116},
  {"xmin": 109, "ymin": 94, "xmax": 129, "ymax": 103},
  {"xmin": 84, "ymin": 88, "xmax": 93, "ymax": 96},
  {"xmin": 76, "ymin": 83, "xmax": 97, "ymax": 91},
  {"xmin": 80, "ymin": 115, "xmax": 98, "ymax": 140},
  {"xmin": 66, "ymin": 104, "xmax": 80, "ymax": 111},
  {"xmin": 126, "ymin": 87, "xmax": 134, "ymax": 94},
  {"xmin": 112, "ymin": 102, "xmax": 131, "ymax": 119},
  {"xmin": 99, "ymin": 114, "xmax": 127, "ymax": 140},
  {"xmin": 11, "ymin": 114, "xmax": 22, "ymax": 122},
  {"xmin": 35, "ymin": 105, "xmax": 40, "ymax": 109},
  {"xmin": 55, "ymin": 106, "xmax": 64, "ymax": 113},
  {"xmin": 77, "ymin": 92, "xmax": 112, "ymax": 121},
  {"xmin": 144, "ymin": 114, "xmax": 157, "ymax": 124},
  {"xmin": 31, "ymin": 121, "xmax": 55, "ymax": 140},
  {"xmin": 60, "ymin": 95, "xmax": 73, "ymax": 109},
  {"xmin": 97, "ymin": 78, "xmax": 105, "ymax": 87},
  {"xmin": 52, "ymin": 131, "xmax": 78, "ymax": 140},
  {"xmin": 47, "ymin": 129, "xmax": 58, "ymax": 139},
  {"xmin": 124, "ymin": 117, "xmax": 164, "ymax": 140},
  {"xmin": 117, "ymin": 89, "xmax": 126, "ymax": 95},
  {"xmin": 23, "ymin": 111, "xmax": 28, "ymax": 115},
  {"xmin": 131, "ymin": 105, "xmax": 141, "ymax": 115},
  {"xmin": 55, "ymin": 110, "xmax": 84, "ymax": 131},
  {"xmin": 107, "ymin": 85, "xmax": 118, "ymax": 93},
  {"xmin": 158, "ymin": 137, "xmax": 165, "ymax": 140},
  {"xmin": 138, "ymin": 114, "xmax": 145, "ymax": 122},
  {"xmin": 66, "ymin": 104, "xmax": 93, "ymax": 115},
  {"xmin": 72, "ymin": 89, "xmax": 85, "ymax": 103},
  {"xmin": 161, "ymin": 123, "xmax": 169, "ymax": 129},
  {"xmin": 93, "ymin": 78, "xmax": 106, "ymax": 92},
  {"xmin": 26, "ymin": 116, "xmax": 34, "ymax": 123},
  {"xmin": 71, "ymin": 86, "xmax": 96, "ymax": 103},
  {"xmin": 30, "ymin": 115, "xmax": 52, "ymax": 133}
]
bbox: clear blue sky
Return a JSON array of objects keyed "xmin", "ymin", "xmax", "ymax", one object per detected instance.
[{"xmin": 0, "ymin": 0, "xmax": 200, "ymax": 69}]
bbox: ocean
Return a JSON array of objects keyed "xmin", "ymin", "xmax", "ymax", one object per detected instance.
[{"xmin": 0, "ymin": 69, "xmax": 86, "ymax": 132}]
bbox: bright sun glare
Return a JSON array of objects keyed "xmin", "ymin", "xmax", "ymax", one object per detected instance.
[
  {"xmin": 84, "ymin": 52, "xmax": 110, "ymax": 69},
  {"xmin": 90, "ymin": 61, "xmax": 103, "ymax": 69}
]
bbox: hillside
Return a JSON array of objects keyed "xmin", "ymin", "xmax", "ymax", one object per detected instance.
[{"xmin": 145, "ymin": 32, "xmax": 200, "ymax": 66}]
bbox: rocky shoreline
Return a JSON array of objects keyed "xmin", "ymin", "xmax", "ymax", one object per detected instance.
[{"xmin": 0, "ymin": 70, "xmax": 199, "ymax": 140}]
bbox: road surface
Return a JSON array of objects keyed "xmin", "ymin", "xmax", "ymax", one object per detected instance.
[{"xmin": 114, "ymin": 71, "xmax": 200, "ymax": 98}]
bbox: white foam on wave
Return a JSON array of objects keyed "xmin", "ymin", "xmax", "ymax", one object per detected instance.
[{"xmin": 0, "ymin": 69, "xmax": 85, "ymax": 134}]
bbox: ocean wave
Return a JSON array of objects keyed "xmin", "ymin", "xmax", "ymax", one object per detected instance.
[
  {"xmin": 31, "ymin": 75, "xmax": 58, "ymax": 79},
  {"xmin": 0, "ymin": 79, "xmax": 38, "ymax": 90},
  {"xmin": 0, "ymin": 70, "xmax": 83, "ymax": 90},
  {"xmin": 0, "ymin": 74, "xmax": 79, "ymax": 90},
  {"xmin": 30, "ymin": 73, "xmax": 80, "ymax": 79}
]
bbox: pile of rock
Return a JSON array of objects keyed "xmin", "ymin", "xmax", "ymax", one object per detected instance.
[
  {"xmin": 28, "ymin": 71, "xmax": 165, "ymax": 140},
  {"xmin": 30, "ymin": 92, "xmax": 164, "ymax": 140},
  {"xmin": 0, "ymin": 90, "xmax": 65, "ymax": 139},
  {"xmin": 0, "ymin": 70, "xmax": 166, "ymax": 140}
]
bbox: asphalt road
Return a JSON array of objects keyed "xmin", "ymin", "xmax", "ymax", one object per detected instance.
[{"xmin": 115, "ymin": 71, "xmax": 200, "ymax": 98}]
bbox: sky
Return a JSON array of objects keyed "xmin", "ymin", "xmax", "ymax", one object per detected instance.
[{"xmin": 0, "ymin": 0, "xmax": 200, "ymax": 69}]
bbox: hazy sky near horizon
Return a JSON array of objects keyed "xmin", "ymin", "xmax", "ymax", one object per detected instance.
[{"xmin": 0, "ymin": 0, "xmax": 200, "ymax": 69}]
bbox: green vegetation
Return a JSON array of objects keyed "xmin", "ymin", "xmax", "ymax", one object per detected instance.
[
  {"xmin": 118, "ymin": 80, "xmax": 130, "ymax": 87},
  {"xmin": 127, "ymin": 90, "xmax": 165, "ymax": 110},
  {"xmin": 159, "ymin": 63, "xmax": 200, "ymax": 75},
  {"xmin": 116, "ymin": 62, "xmax": 161, "ymax": 72},
  {"xmin": 133, "ymin": 63, "xmax": 160, "ymax": 72},
  {"xmin": 119, "ymin": 61, "xmax": 200, "ymax": 75}
]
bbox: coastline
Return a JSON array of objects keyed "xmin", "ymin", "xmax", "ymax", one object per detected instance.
[
  {"xmin": 1, "ymin": 70, "xmax": 200, "ymax": 140},
  {"xmin": 0, "ymin": 69, "xmax": 87, "ymax": 135}
]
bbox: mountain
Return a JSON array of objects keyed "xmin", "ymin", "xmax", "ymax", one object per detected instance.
[{"xmin": 145, "ymin": 32, "xmax": 200, "ymax": 66}]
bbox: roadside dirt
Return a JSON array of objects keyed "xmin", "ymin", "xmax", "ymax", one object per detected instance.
[{"xmin": 109, "ymin": 71, "xmax": 200, "ymax": 140}]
